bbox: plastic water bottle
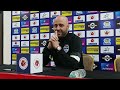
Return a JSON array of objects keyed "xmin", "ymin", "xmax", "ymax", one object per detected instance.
[{"xmin": 69, "ymin": 69, "xmax": 86, "ymax": 78}]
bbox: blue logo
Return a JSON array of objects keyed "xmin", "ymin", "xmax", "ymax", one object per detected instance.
[
  {"xmin": 73, "ymin": 11, "xmax": 85, "ymax": 15},
  {"xmin": 115, "ymin": 11, "xmax": 120, "ymax": 19},
  {"xmin": 40, "ymin": 19, "xmax": 49, "ymax": 25},
  {"xmin": 12, "ymin": 28, "xmax": 20, "ymax": 35},
  {"xmin": 12, "ymin": 48, "xmax": 20, "ymax": 54},
  {"xmin": 100, "ymin": 37, "xmax": 114, "ymax": 45},
  {"xmin": 99, "ymin": 20, "xmax": 114, "ymax": 29},
  {"xmin": 21, "ymin": 21, "xmax": 29, "ymax": 27},
  {"xmin": 30, "ymin": 27, "xmax": 39, "ymax": 34},
  {"xmin": 101, "ymin": 63, "xmax": 114, "ymax": 71}
]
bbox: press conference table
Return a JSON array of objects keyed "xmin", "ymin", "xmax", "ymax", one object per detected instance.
[{"xmin": 0, "ymin": 65, "xmax": 120, "ymax": 79}]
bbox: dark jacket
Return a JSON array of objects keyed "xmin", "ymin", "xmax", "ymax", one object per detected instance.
[{"xmin": 42, "ymin": 32, "xmax": 84, "ymax": 70}]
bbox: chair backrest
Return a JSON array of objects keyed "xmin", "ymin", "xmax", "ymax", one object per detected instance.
[
  {"xmin": 114, "ymin": 57, "xmax": 120, "ymax": 72},
  {"xmin": 82, "ymin": 54, "xmax": 94, "ymax": 71}
]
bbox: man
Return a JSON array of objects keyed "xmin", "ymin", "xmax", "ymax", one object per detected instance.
[{"xmin": 42, "ymin": 15, "xmax": 84, "ymax": 70}]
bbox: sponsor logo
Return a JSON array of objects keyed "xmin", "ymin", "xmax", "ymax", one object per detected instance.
[
  {"xmin": 40, "ymin": 12, "xmax": 49, "ymax": 19},
  {"xmin": 74, "ymin": 15, "xmax": 85, "ymax": 23},
  {"xmin": 102, "ymin": 55, "xmax": 112, "ymax": 62},
  {"xmin": 51, "ymin": 11, "xmax": 60, "ymax": 18},
  {"xmin": 116, "ymin": 29, "xmax": 120, "ymax": 36},
  {"xmin": 30, "ymin": 27, "xmax": 39, "ymax": 33},
  {"xmin": 62, "ymin": 11, "xmax": 72, "ymax": 16},
  {"xmin": 21, "ymin": 41, "xmax": 29, "ymax": 47},
  {"xmin": 12, "ymin": 54, "xmax": 17, "ymax": 60},
  {"xmin": 21, "ymin": 28, "xmax": 29, "ymax": 34},
  {"xmin": 30, "ymin": 20, "xmax": 39, "ymax": 26},
  {"xmin": 40, "ymin": 26, "xmax": 50, "ymax": 32},
  {"xmin": 116, "ymin": 38, "xmax": 120, "ymax": 45},
  {"xmin": 30, "ymin": 47, "xmax": 39, "ymax": 54},
  {"xmin": 115, "ymin": 11, "xmax": 120, "ymax": 18},
  {"xmin": 101, "ymin": 46, "xmax": 114, "ymax": 53},
  {"xmin": 88, "ymin": 23, "xmax": 97, "ymax": 29},
  {"xmin": 21, "ymin": 48, "xmax": 29, "ymax": 53},
  {"xmin": 30, "ymin": 13, "xmax": 39, "ymax": 20},
  {"xmin": 103, "ymin": 38, "xmax": 112, "ymax": 45},
  {"xmin": 12, "ymin": 16, "xmax": 20, "ymax": 21},
  {"xmin": 116, "ymin": 19, "xmax": 120, "ymax": 28},
  {"xmin": 21, "ymin": 11, "xmax": 29, "ymax": 14},
  {"xmin": 116, "ymin": 45, "xmax": 120, "ymax": 54},
  {"xmin": 30, "ymin": 34, "xmax": 39, "ymax": 40},
  {"xmin": 12, "ymin": 41, "xmax": 20, "ymax": 47},
  {"xmin": 12, "ymin": 22, "xmax": 20, "ymax": 28},
  {"xmin": 82, "ymin": 39, "xmax": 85, "ymax": 46},
  {"xmin": 12, "ymin": 28, "xmax": 20, "ymax": 34},
  {"xmin": 12, "ymin": 35, "xmax": 20, "ymax": 40},
  {"xmin": 30, "ymin": 11, "xmax": 39, "ymax": 13},
  {"xmin": 86, "ymin": 30, "xmax": 99, "ymax": 37},
  {"xmin": 100, "ymin": 12, "xmax": 114, "ymax": 20},
  {"xmin": 12, "ymin": 48, "xmax": 20, "ymax": 54},
  {"xmin": 100, "ymin": 29, "xmax": 114, "ymax": 37},
  {"xmin": 87, "ymin": 46, "xmax": 99, "ymax": 53},
  {"xmin": 22, "ymin": 15, "xmax": 28, "ymax": 20},
  {"xmin": 75, "ymin": 11, "xmax": 84, "ymax": 15},
  {"xmin": 68, "ymin": 17, "xmax": 72, "ymax": 23},
  {"xmin": 87, "ymin": 38, "xmax": 99, "ymax": 45},
  {"xmin": 74, "ymin": 23, "xmax": 85, "ymax": 30},
  {"xmin": 19, "ymin": 57, "xmax": 28, "ymax": 70},
  {"xmin": 74, "ymin": 31, "xmax": 85, "ymax": 38},
  {"xmin": 30, "ymin": 41, "xmax": 39, "ymax": 47},
  {"xmin": 40, "ymin": 19, "xmax": 49, "ymax": 25},
  {"xmin": 21, "ymin": 34, "xmax": 29, "ymax": 40},
  {"xmin": 21, "ymin": 21, "xmax": 29, "ymax": 27},
  {"xmin": 40, "ymin": 47, "xmax": 45, "ymax": 53},
  {"xmin": 12, "ymin": 11, "xmax": 20, "ymax": 15},
  {"xmin": 87, "ymin": 11, "xmax": 98, "ymax": 13},
  {"xmin": 86, "ymin": 14, "xmax": 99, "ymax": 21},
  {"xmin": 40, "ymin": 40, "xmax": 47, "ymax": 47},
  {"xmin": 103, "ymin": 21, "xmax": 111, "ymax": 28},
  {"xmin": 40, "ymin": 33, "xmax": 49, "ymax": 39},
  {"xmin": 33, "ymin": 59, "xmax": 40, "ymax": 69},
  {"xmin": 101, "ymin": 63, "xmax": 114, "ymax": 71},
  {"xmin": 86, "ymin": 21, "xmax": 99, "ymax": 30}
]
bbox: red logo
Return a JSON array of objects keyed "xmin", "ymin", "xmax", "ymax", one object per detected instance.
[
  {"xmin": 19, "ymin": 57, "xmax": 28, "ymax": 70},
  {"xmin": 91, "ymin": 39, "xmax": 94, "ymax": 42},
  {"xmin": 33, "ymin": 35, "xmax": 36, "ymax": 38},
  {"xmin": 15, "ymin": 36, "xmax": 17, "ymax": 39},
  {"xmin": 54, "ymin": 11, "xmax": 57, "ymax": 14},
  {"xmin": 33, "ymin": 21, "xmax": 36, "ymax": 25},
  {"xmin": 24, "ymin": 36, "xmax": 26, "ymax": 38},
  {"xmin": 77, "ymin": 33, "xmax": 81, "ymax": 36},
  {"xmin": 43, "ymin": 34, "xmax": 46, "ymax": 38},
  {"xmin": 15, "ymin": 41, "xmax": 17, "ymax": 44},
  {"xmin": 78, "ymin": 16, "xmax": 81, "ymax": 19},
  {"xmin": 34, "ymin": 59, "xmax": 40, "ymax": 69},
  {"xmin": 91, "ymin": 16, "xmax": 94, "ymax": 19},
  {"xmin": 91, "ymin": 32, "xmax": 94, "ymax": 35},
  {"xmin": 105, "ymin": 31, "xmax": 110, "ymax": 35}
]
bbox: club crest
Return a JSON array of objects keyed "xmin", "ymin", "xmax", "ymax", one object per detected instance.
[
  {"xmin": 63, "ymin": 44, "xmax": 69, "ymax": 53},
  {"xmin": 19, "ymin": 57, "xmax": 28, "ymax": 70},
  {"xmin": 33, "ymin": 58, "xmax": 40, "ymax": 69}
]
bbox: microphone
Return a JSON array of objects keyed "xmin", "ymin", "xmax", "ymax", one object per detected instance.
[{"xmin": 69, "ymin": 69, "xmax": 86, "ymax": 78}]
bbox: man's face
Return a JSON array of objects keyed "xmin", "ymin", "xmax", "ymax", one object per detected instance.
[{"xmin": 53, "ymin": 18, "xmax": 69, "ymax": 38}]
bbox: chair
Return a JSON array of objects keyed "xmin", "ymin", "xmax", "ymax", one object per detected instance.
[
  {"xmin": 82, "ymin": 54, "xmax": 94, "ymax": 71},
  {"xmin": 114, "ymin": 57, "xmax": 120, "ymax": 72}
]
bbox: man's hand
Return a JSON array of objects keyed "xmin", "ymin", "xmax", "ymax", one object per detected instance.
[
  {"xmin": 47, "ymin": 41, "xmax": 53, "ymax": 49},
  {"xmin": 48, "ymin": 31, "xmax": 60, "ymax": 49}
]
